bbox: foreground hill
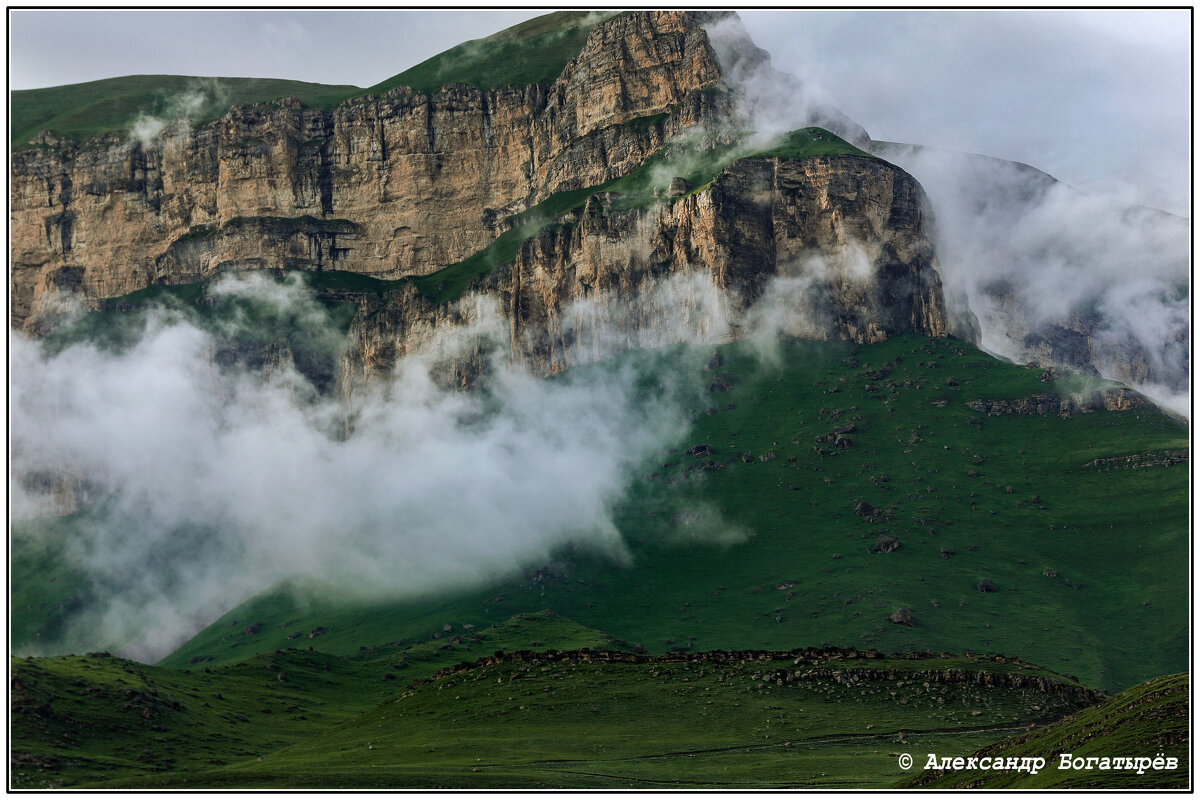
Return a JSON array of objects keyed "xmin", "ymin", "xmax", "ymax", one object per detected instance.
[{"xmin": 11, "ymin": 612, "xmax": 1103, "ymax": 789}]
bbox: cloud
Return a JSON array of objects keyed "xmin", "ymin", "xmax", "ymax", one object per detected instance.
[
  {"xmin": 703, "ymin": 13, "xmax": 869, "ymax": 147},
  {"xmin": 737, "ymin": 9, "xmax": 1189, "ymax": 214},
  {"xmin": 129, "ymin": 77, "xmax": 231, "ymax": 146},
  {"xmin": 884, "ymin": 145, "xmax": 1189, "ymax": 414},
  {"xmin": 10, "ymin": 275, "xmax": 697, "ymax": 661},
  {"xmin": 10, "ymin": 262, "xmax": 860, "ymax": 661},
  {"xmin": 705, "ymin": 11, "xmax": 1188, "ymax": 414}
]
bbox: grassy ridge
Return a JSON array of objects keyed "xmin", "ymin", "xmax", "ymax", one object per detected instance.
[
  {"xmin": 12, "ymin": 11, "xmax": 610, "ymax": 148},
  {"xmin": 11, "ymin": 617, "xmax": 1101, "ymax": 789},
  {"xmin": 10, "ymin": 612, "xmax": 626, "ymax": 789},
  {"xmin": 11, "ymin": 75, "xmax": 359, "ymax": 149},
  {"xmin": 361, "ymin": 11, "xmax": 616, "ymax": 97},
  {"xmin": 155, "ymin": 334, "xmax": 1188, "ymax": 693},
  {"xmin": 10, "ymin": 649, "xmax": 382, "ymax": 788},
  {"xmin": 179, "ymin": 652, "xmax": 1088, "ymax": 790}
]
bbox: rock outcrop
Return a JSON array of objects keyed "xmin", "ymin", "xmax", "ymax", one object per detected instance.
[
  {"xmin": 964, "ymin": 384, "xmax": 1153, "ymax": 418},
  {"xmin": 340, "ymin": 152, "xmax": 949, "ymax": 383}
]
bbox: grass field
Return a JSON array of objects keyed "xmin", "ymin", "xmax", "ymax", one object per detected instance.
[
  {"xmin": 10, "ymin": 302, "xmax": 1188, "ymax": 790},
  {"xmin": 11, "ymin": 614, "xmax": 1104, "ymax": 789}
]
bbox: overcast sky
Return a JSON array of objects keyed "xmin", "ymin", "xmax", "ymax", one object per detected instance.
[{"xmin": 8, "ymin": 8, "xmax": 1191, "ymax": 214}]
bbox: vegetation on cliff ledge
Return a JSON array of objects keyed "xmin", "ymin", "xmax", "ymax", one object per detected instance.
[{"xmin": 411, "ymin": 127, "xmax": 876, "ymax": 304}]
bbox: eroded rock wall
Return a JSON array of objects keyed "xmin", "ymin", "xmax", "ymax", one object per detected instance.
[
  {"xmin": 342, "ymin": 153, "xmax": 949, "ymax": 385},
  {"xmin": 10, "ymin": 11, "xmax": 735, "ymax": 330}
]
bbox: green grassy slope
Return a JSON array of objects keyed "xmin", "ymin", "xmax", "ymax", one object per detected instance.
[
  {"xmin": 361, "ymin": 10, "xmax": 616, "ymax": 97},
  {"xmin": 154, "ymin": 334, "xmax": 1188, "ymax": 693},
  {"xmin": 413, "ymin": 127, "xmax": 874, "ymax": 303},
  {"xmin": 9, "ymin": 612, "xmax": 626, "ymax": 789},
  {"xmin": 904, "ymin": 672, "xmax": 1189, "ymax": 789},
  {"xmin": 11, "ymin": 649, "xmax": 381, "ymax": 788},
  {"xmin": 10, "ymin": 512, "xmax": 102, "ymax": 653},
  {"xmin": 12, "ymin": 620, "xmax": 1102, "ymax": 789},
  {"xmin": 11, "ymin": 11, "xmax": 609, "ymax": 148}
]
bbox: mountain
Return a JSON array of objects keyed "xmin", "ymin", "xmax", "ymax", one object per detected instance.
[
  {"xmin": 11, "ymin": 11, "xmax": 932, "ymax": 362},
  {"xmin": 7, "ymin": 8, "xmax": 1190, "ymax": 791},
  {"xmin": 11, "ymin": 11, "xmax": 1185, "ymax": 401}
]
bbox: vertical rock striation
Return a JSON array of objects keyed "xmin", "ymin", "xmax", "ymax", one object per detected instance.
[{"xmin": 342, "ymin": 153, "xmax": 948, "ymax": 383}]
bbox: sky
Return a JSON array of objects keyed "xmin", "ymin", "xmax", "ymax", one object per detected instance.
[{"xmin": 7, "ymin": 7, "xmax": 1191, "ymax": 213}]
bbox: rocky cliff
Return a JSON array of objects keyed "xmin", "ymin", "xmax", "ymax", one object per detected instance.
[
  {"xmin": 338, "ymin": 152, "xmax": 948, "ymax": 385},
  {"xmin": 12, "ymin": 9, "xmax": 950, "ymax": 388},
  {"xmin": 10, "ymin": 11, "xmax": 738, "ymax": 330}
]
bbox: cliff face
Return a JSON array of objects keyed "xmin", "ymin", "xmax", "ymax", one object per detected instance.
[
  {"xmin": 340, "ymin": 154, "xmax": 948, "ymax": 384},
  {"xmin": 10, "ymin": 10, "xmax": 735, "ymax": 330},
  {"xmin": 13, "ymin": 9, "xmax": 952, "ymax": 393}
]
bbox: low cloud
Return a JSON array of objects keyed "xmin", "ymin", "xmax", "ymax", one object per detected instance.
[
  {"xmin": 703, "ymin": 12, "xmax": 1188, "ymax": 414},
  {"xmin": 10, "ymin": 275, "xmax": 695, "ymax": 660},
  {"xmin": 129, "ymin": 77, "xmax": 230, "ymax": 146},
  {"xmin": 885, "ymin": 145, "xmax": 1189, "ymax": 414},
  {"xmin": 704, "ymin": 13, "xmax": 869, "ymax": 147}
]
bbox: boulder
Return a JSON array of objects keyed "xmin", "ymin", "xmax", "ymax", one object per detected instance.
[{"xmin": 854, "ymin": 499, "xmax": 876, "ymax": 517}]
